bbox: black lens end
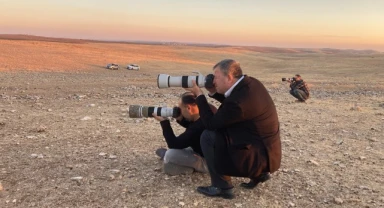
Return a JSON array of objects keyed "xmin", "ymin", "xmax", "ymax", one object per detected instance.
[{"xmin": 205, "ymin": 74, "xmax": 214, "ymax": 88}]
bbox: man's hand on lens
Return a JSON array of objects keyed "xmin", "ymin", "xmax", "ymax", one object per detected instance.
[
  {"xmin": 185, "ymin": 80, "xmax": 204, "ymax": 97},
  {"xmin": 175, "ymin": 113, "xmax": 184, "ymax": 122},
  {"xmin": 152, "ymin": 113, "xmax": 167, "ymax": 122}
]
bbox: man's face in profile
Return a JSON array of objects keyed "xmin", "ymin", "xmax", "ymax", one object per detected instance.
[
  {"xmin": 178, "ymin": 100, "xmax": 192, "ymax": 121},
  {"xmin": 213, "ymin": 67, "xmax": 230, "ymax": 94}
]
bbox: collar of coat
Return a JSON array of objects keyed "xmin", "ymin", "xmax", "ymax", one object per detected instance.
[{"xmin": 228, "ymin": 75, "xmax": 250, "ymax": 95}]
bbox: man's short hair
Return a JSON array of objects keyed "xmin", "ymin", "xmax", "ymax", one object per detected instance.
[
  {"xmin": 213, "ymin": 59, "xmax": 243, "ymax": 78},
  {"xmin": 181, "ymin": 92, "xmax": 196, "ymax": 105},
  {"xmin": 295, "ymin": 74, "xmax": 301, "ymax": 78}
]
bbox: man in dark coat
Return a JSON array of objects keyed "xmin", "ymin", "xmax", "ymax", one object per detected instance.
[
  {"xmin": 285, "ymin": 74, "xmax": 310, "ymax": 102},
  {"xmin": 186, "ymin": 59, "xmax": 281, "ymax": 199}
]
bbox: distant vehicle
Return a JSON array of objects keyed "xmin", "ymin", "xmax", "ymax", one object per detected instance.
[
  {"xmin": 127, "ymin": 64, "xmax": 140, "ymax": 70},
  {"xmin": 106, "ymin": 63, "xmax": 119, "ymax": 70}
]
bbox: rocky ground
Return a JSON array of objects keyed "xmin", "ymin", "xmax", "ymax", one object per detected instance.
[{"xmin": 0, "ymin": 40, "xmax": 383, "ymax": 208}]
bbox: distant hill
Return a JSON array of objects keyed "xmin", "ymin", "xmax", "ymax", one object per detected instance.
[
  {"xmin": 242, "ymin": 46, "xmax": 380, "ymax": 55},
  {"xmin": 0, "ymin": 34, "xmax": 380, "ymax": 55},
  {"xmin": 0, "ymin": 34, "xmax": 89, "ymax": 44}
]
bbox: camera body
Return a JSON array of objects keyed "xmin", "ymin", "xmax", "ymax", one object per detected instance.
[
  {"xmin": 157, "ymin": 72, "xmax": 214, "ymax": 89},
  {"xmin": 129, "ymin": 105, "xmax": 181, "ymax": 118},
  {"xmin": 282, "ymin": 77, "xmax": 296, "ymax": 82}
]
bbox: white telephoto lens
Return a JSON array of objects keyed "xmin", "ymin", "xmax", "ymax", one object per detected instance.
[
  {"xmin": 157, "ymin": 74, "xmax": 170, "ymax": 88},
  {"xmin": 160, "ymin": 107, "xmax": 172, "ymax": 117}
]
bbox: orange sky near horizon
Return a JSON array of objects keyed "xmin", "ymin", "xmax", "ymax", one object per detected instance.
[{"xmin": 1, "ymin": 0, "xmax": 383, "ymax": 51}]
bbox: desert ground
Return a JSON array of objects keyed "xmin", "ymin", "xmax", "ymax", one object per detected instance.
[{"xmin": 0, "ymin": 37, "xmax": 383, "ymax": 208}]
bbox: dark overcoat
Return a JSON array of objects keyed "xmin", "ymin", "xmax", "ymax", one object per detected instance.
[{"xmin": 196, "ymin": 76, "xmax": 281, "ymax": 177}]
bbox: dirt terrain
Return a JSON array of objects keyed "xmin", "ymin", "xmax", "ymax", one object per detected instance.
[{"xmin": 0, "ymin": 38, "xmax": 383, "ymax": 208}]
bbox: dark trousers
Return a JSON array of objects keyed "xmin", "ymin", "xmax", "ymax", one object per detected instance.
[
  {"xmin": 290, "ymin": 89, "xmax": 308, "ymax": 101},
  {"xmin": 200, "ymin": 130, "xmax": 233, "ymax": 189}
]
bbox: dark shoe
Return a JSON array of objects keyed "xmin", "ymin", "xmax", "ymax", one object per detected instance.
[
  {"xmin": 240, "ymin": 172, "xmax": 271, "ymax": 189},
  {"xmin": 197, "ymin": 186, "xmax": 234, "ymax": 199},
  {"xmin": 163, "ymin": 163, "xmax": 194, "ymax": 176},
  {"xmin": 155, "ymin": 148, "xmax": 167, "ymax": 160},
  {"xmin": 295, "ymin": 99, "xmax": 306, "ymax": 103}
]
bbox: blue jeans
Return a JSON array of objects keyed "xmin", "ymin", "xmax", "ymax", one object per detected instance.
[{"xmin": 290, "ymin": 89, "xmax": 308, "ymax": 101}]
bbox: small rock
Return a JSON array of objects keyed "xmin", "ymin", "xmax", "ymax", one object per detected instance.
[
  {"xmin": 235, "ymin": 203, "xmax": 242, "ymax": 207},
  {"xmin": 307, "ymin": 160, "xmax": 319, "ymax": 166},
  {"xmin": 65, "ymin": 164, "xmax": 74, "ymax": 170},
  {"xmin": 359, "ymin": 185, "xmax": 370, "ymax": 190},
  {"xmin": 99, "ymin": 152, "xmax": 107, "ymax": 156},
  {"xmin": 350, "ymin": 106, "xmax": 362, "ymax": 111},
  {"xmin": 37, "ymin": 154, "xmax": 44, "ymax": 159},
  {"xmin": 81, "ymin": 116, "xmax": 92, "ymax": 121},
  {"xmin": 109, "ymin": 155, "xmax": 117, "ymax": 159},
  {"xmin": 108, "ymin": 174, "xmax": 115, "ymax": 180},
  {"xmin": 336, "ymin": 140, "xmax": 343, "ymax": 145},
  {"xmin": 71, "ymin": 176, "xmax": 83, "ymax": 181},
  {"xmin": 368, "ymin": 137, "xmax": 378, "ymax": 142},
  {"xmin": 36, "ymin": 125, "xmax": 47, "ymax": 132},
  {"xmin": 10, "ymin": 110, "xmax": 16, "ymax": 113},
  {"xmin": 47, "ymin": 109, "xmax": 52, "ymax": 112},
  {"xmin": 88, "ymin": 104, "xmax": 96, "ymax": 107},
  {"xmin": 307, "ymin": 181, "xmax": 317, "ymax": 186},
  {"xmin": 288, "ymin": 202, "xmax": 295, "ymax": 207},
  {"xmin": 0, "ymin": 182, "xmax": 3, "ymax": 191},
  {"xmin": 26, "ymin": 135, "xmax": 37, "ymax": 139},
  {"xmin": 334, "ymin": 197, "xmax": 343, "ymax": 204},
  {"xmin": 30, "ymin": 154, "xmax": 38, "ymax": 158},
  {"xmin": 338, "ymin": 164, "xmax": 346, "ymax": 168},
  {"xmin": 12, "ymin": 199, "xmax": 17, "ymax": 203},
  {"xmin": 110, "ymin": 169, "xmax": 120, "ymax": 174},
  {"xmin": 359, "ymin": 156, "xmax": 366, "ymax": 160},
  {"xmin": 179, "ymin": 202, "xmax": 185, "ymax": 206}
]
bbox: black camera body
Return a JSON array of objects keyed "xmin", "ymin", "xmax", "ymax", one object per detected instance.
[
  {"xmin": 204, "ymin": 74, "xmax": 214, "ymax": 88},
  {"xmin": 282, "ymin": 77, "xmax": 296, "ymax": 82}
]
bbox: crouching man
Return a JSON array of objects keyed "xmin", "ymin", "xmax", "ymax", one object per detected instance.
[{"xmin": 153, "ymin": 92, "xmax": 216, "ymax": 175}]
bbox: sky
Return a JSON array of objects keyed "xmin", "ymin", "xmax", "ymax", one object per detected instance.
[{"xmin": 0, "ymin": 0, "xmax": 383, "ymax": 51}]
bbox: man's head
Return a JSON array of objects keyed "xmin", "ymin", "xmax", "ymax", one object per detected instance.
[
  {"xmin": 212, "ymin": 59, "xmax": 243, "ymax": 94},
  {"xmin": 178, "ymin": 92, "xmax": 199, "ymax": 121},
  {"xmin": 294, "ymin": 74, "xmax": 302, "ymax": 81}
]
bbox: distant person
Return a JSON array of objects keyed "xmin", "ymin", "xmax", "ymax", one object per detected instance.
[
  {"xmin": 152, "ymin": 92, "xmax": 217, "ymax": 175},
  {"xmin": 284, "ymin": 74, "xmax": 310, "ymax": 102},
  {"xmin": 186, "ymin": 59, "xmax": 281, "ymax": 199}
]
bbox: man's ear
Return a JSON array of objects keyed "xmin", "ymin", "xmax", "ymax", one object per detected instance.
[{"xmin": 227, "ymin": 73, "xmax": 234, "ymax": 83}]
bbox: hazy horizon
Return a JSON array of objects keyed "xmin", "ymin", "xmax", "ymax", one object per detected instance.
[{"xmin": 1, "ymin": 0, "xmax": 383, "ymax": 51}]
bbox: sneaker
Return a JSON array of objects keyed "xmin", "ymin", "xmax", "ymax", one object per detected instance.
[{"xmin": 155, "ymin": 148, "xmax": 167, "ymax": 160}]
